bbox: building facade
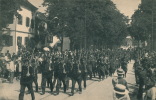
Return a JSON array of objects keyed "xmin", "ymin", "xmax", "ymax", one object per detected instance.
[{"xmin": 1, "ymin": 1, "xmax": 37, "ymax": 54}]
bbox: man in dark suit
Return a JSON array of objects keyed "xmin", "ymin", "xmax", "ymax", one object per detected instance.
[
  {"xmin": 55, "ymin": 58, "xmax": 67, "ymax": 95},
  {"xmin": 40, "ymin": 57, "xmax": 53, "ymax": 95},
  {"xmin": 97, "ymin": 57, "xmax": 105, "ymax": 81},
  {"xmin": 19, "ymin": 59, "xmax": 35, "ymax": 100},
  {"xmin": 31, "ymin": 59, "xmax": 38, "ymax": 92},
  {"xmin": 80, "ymin": 58, "xmax": 87, "ymax": 89},
  {"xmin": 70, "ymin": 59, "xmax": 82, "ymax": 96}
]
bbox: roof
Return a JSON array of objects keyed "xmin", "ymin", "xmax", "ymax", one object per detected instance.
[{"xmin": 20, "ymin": 0, "xmax": 38, "ymax": 11}]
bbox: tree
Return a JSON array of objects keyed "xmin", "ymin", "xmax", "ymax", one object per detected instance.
[
  {"xmin": 0, "ymin": 0, "xmax": 22, "ymax": 30},
  {"xmin": 130, "ymin": 0, "xmax": 156, "ymax": 43},
  {"xmin": 43, "ymin": 0, "xmax": 128, "ymax": 50}
]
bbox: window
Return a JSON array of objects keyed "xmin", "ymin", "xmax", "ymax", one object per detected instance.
[
  {"xmin": 17, "ymin": 36, "xmax": 22, "ymax": 46},
  {"xmin": 26, "ymin": 17, "xmax": 30, "ymax": 27},
  {"xmin": 1, "ymin": 35, "xmax": 13, "ymax": 46},
  {"xmin": 18, "ymin": 14, "xmax": 22, "ymax": 25},
  {"xmin": 25, "ymin": 37, "xmax": 29, "ymax": 46}
]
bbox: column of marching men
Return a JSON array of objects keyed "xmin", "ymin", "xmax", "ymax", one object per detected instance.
[{"xmin": 0, "ymin": 48, "xmax": 133, "ymax": 100}]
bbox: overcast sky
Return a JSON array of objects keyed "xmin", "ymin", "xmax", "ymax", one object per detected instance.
[{"xmin": 28, "ymin": 0, "xmax": 141, "ymax": 18}]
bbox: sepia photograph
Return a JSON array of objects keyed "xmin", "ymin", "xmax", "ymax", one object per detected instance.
[{"xmin": 0, "ymin": 0, "xmax": 156, "ymax": 100}]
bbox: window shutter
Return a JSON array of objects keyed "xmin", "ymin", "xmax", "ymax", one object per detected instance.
[
  {"xmin": 25, "ymin": 37, "xmax": 29, "ymax": 47},
  {"xmin": 17, "ymin": 36, "xmax": 22, "ymax": 46},
  {"xmin": 18, "ymin": 14, "xmax": 22, "ymax": 25},
  {"xmin": 26, "ymin": 17, "xmax": 30, "ymax": 27}
]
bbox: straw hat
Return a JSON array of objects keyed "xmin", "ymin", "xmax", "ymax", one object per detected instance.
[
  {"xmin": 117, "ymin": 68, "xmax": 124, "ymax": 75},
  {"xmin": 114, "ymin": 84, "xmax": 126, "ymax": 95}
]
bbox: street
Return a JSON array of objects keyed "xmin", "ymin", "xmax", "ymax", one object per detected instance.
[{"xmin": 0, "ymin": 60, "xmax": 136, "ymax": 100}]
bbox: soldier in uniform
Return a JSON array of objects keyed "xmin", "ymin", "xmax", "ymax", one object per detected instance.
[{"xmin": 19, "ymin": 59, "xmax": 35, "ymax": 100}]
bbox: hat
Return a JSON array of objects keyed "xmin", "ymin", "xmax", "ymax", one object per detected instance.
[
  {"xmin": 114, "ymin": 84, "xmax": 126, "ymax": 95},
  {"xmin": 117, "ymin": 68, "xmax": 124, "ymax": 75}
]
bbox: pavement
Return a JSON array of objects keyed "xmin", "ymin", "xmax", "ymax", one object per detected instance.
[{"xmin": 0, "ymin": 60, "xmax": 137, "ymax": 100}]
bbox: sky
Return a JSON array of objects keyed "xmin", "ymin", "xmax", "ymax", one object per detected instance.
[
  {"xmin": 112, "ymin": 0, "xmax": 141, "ymax": 18},
  {"xmin": 28, "ymin": 0, "xmax": 141, "ymax": 18}
]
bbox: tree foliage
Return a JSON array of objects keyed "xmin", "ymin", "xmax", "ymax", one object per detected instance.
[
  {"xmin": 0, "ymin": 0, "xmax": 22, "ymax": 30},
  {"xmin": 43, "ymin": 0, "xmax": 128, "ymax": 50},
  {"xmin": 130, "ymin": 0, "xmax": 156, "ymax": 42}
]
